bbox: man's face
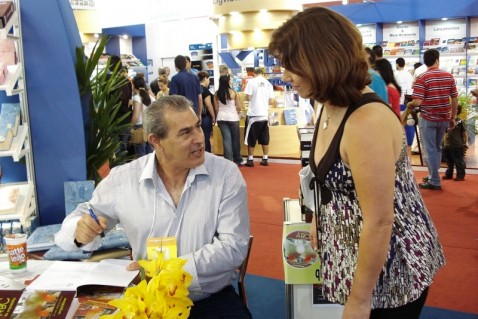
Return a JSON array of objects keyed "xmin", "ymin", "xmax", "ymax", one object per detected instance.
[{"xmin": 159, "ymin": 108, "xmax": 205, "ymax": 169}]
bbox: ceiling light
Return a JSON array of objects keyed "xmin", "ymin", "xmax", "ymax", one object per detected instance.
[
  {"xmin": 122, "ymin": 34, "xmax": 128, "ymax": 39},
  {"xmin": 441, "ymin": 17, "xmax": 448, "ymax": 21},
  {"xmin": 259, "ymin": 9, "xmax": 267, "ymax": 13},
  {"xmin": 397, "ymin": 21, "xmax": 403, "ymax": 24},
  {"xmin": 342, "ymin": 0, "xmax": 348, "ymax": 4}
]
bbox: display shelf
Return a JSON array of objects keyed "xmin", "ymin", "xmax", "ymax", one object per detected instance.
[
  {"xmin": 0, "ymin": 124, "xmax": 28, "ymax": 161},
  {"xmin": 0, "ymin": 64, "xmax": 22, "ymax": 96},
  {"xmin": 0, "ymin": 182, "xmax": 35, "ymax": 226},
  {"xmin": 0, "ymin": 10, "xmax": 18, "ymax": 39}
]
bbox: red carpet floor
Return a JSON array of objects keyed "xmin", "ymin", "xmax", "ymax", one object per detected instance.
[{"xmin": 240, "ymin": 162, "xmax": 478, "ymax": 314}]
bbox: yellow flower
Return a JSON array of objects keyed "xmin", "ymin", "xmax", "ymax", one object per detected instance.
[{"xmin": 101, "ymin": 252, "xmax": 193, "ymax": 319}]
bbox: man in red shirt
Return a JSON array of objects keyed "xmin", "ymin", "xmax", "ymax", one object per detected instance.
[{"xmin": 407, "ymin": 49, "xmax": 458, "ymax": 190}]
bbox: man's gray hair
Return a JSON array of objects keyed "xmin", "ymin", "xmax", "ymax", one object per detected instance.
[{"xmin": 143, "ymin": 96, "xmax": 194, "ymax": 139}]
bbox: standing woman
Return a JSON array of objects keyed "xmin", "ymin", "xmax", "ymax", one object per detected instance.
[
  {"xmin": 198, "ymin": 71, "xmax": 216, "ymax": 152},
  {"xmin": 131, "ymin": 76, "xmax": 154, "ymax": 157},
  {"xmin": 214, "ymin": 74, "xmax": 245, "ymax": 165},
  {"xmin": 269, "ymin": 7, "xmax": 444, "ymax": 319},
  {"xmin": 156, "ymin": 76, "xmax": 169, "ymax": 99},
  {"xmin": 374, "ymin": 59, "xmax": 402, "ymax": 117}
]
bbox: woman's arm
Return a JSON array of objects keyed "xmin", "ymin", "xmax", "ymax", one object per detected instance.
[
  {"xmin": 204, "ymin": 95, "xmax": 216, "ymax": 124},
  {"xmin": 213, "ymin": 94, "xmax": 219, "ymax": 115},
  {"xmin": 131, "ymin": 99, "xmax": 141, "ymax": 124},
  {"xmin": 340, "ymin": 103, "xmax": 402, "ymax": 319},
  {"xmin": 234, "ymin": 90, "xmax": 243, "ymax": 112}
]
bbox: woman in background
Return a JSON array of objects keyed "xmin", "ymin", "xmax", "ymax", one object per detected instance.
[
  {"xmin": 131, "ymin": 76, "xmax": 154, "ymax": 157},
  {"xmin": 374, "ymin": 59, "xmax": 402, "ymax": 117},
  {"xmin": 156, "ymin": 76, "xmax": 169, "ymax": 99},
  {"xmin": 269, "ymin": 7, "xmax": 444, "ymax": 319},
  {"xmin": 198, "ymin": 71, "xmax": 216, "ymax": 152},
  {"xmin": 214, "ymin": 74, "xmax": 245, "ymax": 165}
]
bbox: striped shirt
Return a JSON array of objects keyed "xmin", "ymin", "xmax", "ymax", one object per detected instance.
[
  {"xmin": 412, "ymin": 67, "xmax": 458, "ymax": 122},
  {"xmin": 55, "ymin": 152, "xmax": 250, "ymax": 301}
]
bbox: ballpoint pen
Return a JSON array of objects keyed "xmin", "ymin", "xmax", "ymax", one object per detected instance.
[{"xmin": 86, "ymin": 202, "xmax": 105, "ymax": 238}]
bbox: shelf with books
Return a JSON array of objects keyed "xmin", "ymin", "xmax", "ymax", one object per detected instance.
[
  {"xmin": 0, "ymin": 124, "xmax": 28, "ymax": 161},
  {"xmin": 0, "ymin": 64, "xmax": 22, "ymax": 96},
  {"xmin": 0, "ymin": 0, "xmax": 37, "ymax": 236},
  {"xmin": 0, "ymin": 10, "xmax": 18, "ymax": 39},
  {"xmin": 0, "ymin": 181, "xmax": 35, "ymax": 226}
]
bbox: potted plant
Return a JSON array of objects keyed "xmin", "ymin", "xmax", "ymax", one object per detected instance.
[{"xmin": 75, "ymin": 36, "xmax": 132, "ymax": 184}]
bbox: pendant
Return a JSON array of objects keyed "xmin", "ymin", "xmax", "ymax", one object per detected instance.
[{"xmin": 323, "ymin": 120, "xmax": 328, "ymax": 130}]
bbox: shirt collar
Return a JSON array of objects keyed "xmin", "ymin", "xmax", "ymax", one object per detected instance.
[{"xmin": 138, "ymin": 152, "xmax": 211, "ymax": 186}]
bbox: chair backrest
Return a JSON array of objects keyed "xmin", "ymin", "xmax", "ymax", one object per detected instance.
[{"xmin": 237, "ymin": 235, "xmax": 254, "ymax": 308}]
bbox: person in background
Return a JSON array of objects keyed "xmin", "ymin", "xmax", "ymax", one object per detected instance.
[
  {"xmin": 219, "ymin": 64, "xmax": 231, "ymax": 76},
  {"xmin": 374, "ymin": 59, "xmax": 402, "ymax": 117},
  {"xmin": 364, "ymin": 47, "xmax": 389, "ymax": 103},
  {"xmin": 244, "ymin": 67, "xmax": 276, "ymax": 167},
  {"xmin": 185, "ymin": 55, "xmax": 199, "ymax": 75},
  {"xmin": 442, "ymin": 105, "xmax": 467, "ymax": 181},
  {"xmin": 214, "ymin": 74, "xmax": 245, "ymax": 165},
  {"xmin": 372, "ymin": 44, "xmax": 383, "ymax": 59},
  {"xmin": 169, "ymin": 55, "xmax": 203, "ymax": 117},
  {"xmin": 413, "ymin": 61, "xmax": 427, "ymax": 80},
  {"xmin": 269, "ymin": 7, "xmax": 444, "ymax": 319},
  {"xmin": 55, "ymin": 96, "xmax": 252, "ymax": 319},
  {"xmin": 156, "ymin": 76, "xmax": 169, "ymax": 99},
  {"xmin": 131, "ymin": 76, "xmax": 154, "ymax": 157},
  {"xmin": 408, "ymin": 48, "xmax": 459, "ymax": 190},
  {"xmin": 198, "ymin": 71, "xmax": 216, "ymax": 153},
  {"xmin": 394, "ymin": 57, "xmax": 414, "ymax": 105},
  {"xmin": 150, "ymin": 67, "xmax": 168, "ymax": 96},
  {"xmin": 107, "ymin": 55, "xmax": 133, "ymax": 165}
]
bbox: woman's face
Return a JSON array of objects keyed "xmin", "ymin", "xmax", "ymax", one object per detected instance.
[{"xmin": 282, "ymin": 69, "xmax": 312, "ymax": 99}]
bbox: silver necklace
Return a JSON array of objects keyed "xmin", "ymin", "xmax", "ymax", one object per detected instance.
[{"xmin": 322, "ymin": 108, "xmax": 337, "ymax": 130}]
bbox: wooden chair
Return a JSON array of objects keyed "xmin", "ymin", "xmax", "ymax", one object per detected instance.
[{"xmin": 237, "ymin": 235, "xmax": 254, "ymax": 308}]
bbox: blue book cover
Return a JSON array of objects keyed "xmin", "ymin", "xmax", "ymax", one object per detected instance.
[
  {"xmin": 0, "ymin": 103, "xmax": 20, "ymax": 136},
  {"xmin": 283, "ymin": 108, "xmax": 297, "ymax": 125},
  {"xmin": 64, "ymin": 181, "xmax": 95, "ymax": 216},
  {"xmin": 26, "ymin": 223, "xmax": 61, "ymax": 252},
  {"xmin": 0, "ymin": 116, "xmax": 13, "ymax": 150}
]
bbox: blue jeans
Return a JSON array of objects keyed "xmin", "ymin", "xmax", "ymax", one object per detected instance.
[
  {"xmin": 217, "ymin": 120, "xmax": 243, "ymax": 164},
  {"xmin": 201, "ymin": 115, "xmax": 213, "ymax": 153},
  {"xmin": 418, "ymin": 118, "xmax": 448, "ymax": 186}
]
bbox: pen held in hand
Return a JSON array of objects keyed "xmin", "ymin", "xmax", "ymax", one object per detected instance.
[{"xmin": 86, "ymin": 202, "xmax": 105, "ymax": 238}]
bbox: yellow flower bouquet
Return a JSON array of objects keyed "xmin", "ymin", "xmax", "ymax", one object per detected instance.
[{"xmin": 101, "ymin": 252, "xmax": 193, "ymax": 319}]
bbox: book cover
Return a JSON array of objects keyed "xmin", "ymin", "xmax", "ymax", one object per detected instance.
[
  {"xmin": 27, "ymin": 224, "xmax": 61, "ymax": 252},
  {"xmin": 63, "ymin": 181, "xmax": 95, "ymax": 216},
  {"xmin": 283, "ymin": 108, "xmax": 297, "ymax": 125},
  {"xmin": 0, "ymin": 289, "xmax": 23, "ymax": 318},
  {"xmin": 0, "ymin": 185, "xmax": 19, "ymax": 215},
  {"xmin": 282, "ymin": 222, "xmax": 321, "ymax": 284},
  {"xmin": 0, "ymin": 1, "xmax": 14, "ymax": 29},
  {"xmin": 72, "ymin": 284, "xmax": 125, "ymax": 318},
  {"xmin": 11, "ymin": 290, "xmax": 76, "ymax": 319},
  {"xmin": 0, "ymin": 116, "xmax": 13, "ymax": 151}
]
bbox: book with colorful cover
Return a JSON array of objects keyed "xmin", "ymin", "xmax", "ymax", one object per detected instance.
[
  {"xmin": 0, "ymin": 289, "xmax": 23, "ymax": 318},
  {"xmin": 71, "ymin": 284, "xmax": 125, "ymax": 318},
  {"xmin": 11, "ymin": 290, "xmax": 76, "ymax": 319},
  {"xmin": 282, "ymin": 222, "xmax": 321, "ymax": 284}
]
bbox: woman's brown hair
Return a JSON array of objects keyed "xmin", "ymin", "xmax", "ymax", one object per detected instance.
[{"xmin": 269, "ymin": 7, "xmax": 370, "ymax": 107}]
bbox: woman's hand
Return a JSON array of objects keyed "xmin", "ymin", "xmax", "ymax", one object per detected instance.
[{"xmin": 342, "ymin": 296, "xmax": 371, "ymax": 319}]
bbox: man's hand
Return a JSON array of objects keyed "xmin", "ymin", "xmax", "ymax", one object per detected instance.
[
  {"xmin": 74, "ymin": 214, "xmax": 107, "ymax": 245},
  {"xmin": 449, "ymin": 119, "xmax": 456, "ymax": 130},
  {"xmin": 126, "ymin": 261, "xmax": 140, "ymax": 271}
]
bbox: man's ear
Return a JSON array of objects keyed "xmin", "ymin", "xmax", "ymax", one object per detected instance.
[{"xmin": 148, "ymin": 134, "xmax": 160, "ymax": 149}]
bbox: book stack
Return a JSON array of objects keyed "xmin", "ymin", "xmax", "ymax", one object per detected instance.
[
  {"xmin": 0, "ymin": 103, "xmax": 20, "ymax": 151},
  {"xmin": 0, "ymin": 1, "xmax": 14, "ymax": 29}
]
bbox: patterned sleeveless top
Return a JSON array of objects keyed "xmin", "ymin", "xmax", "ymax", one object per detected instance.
[{"xmin": 310, "ymin": 93, "xmax": 445, "ymax": 308}]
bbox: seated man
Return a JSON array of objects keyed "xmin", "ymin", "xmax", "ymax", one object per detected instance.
[{"xmin": 55, "ymin": 95, "xmax": 252, "ymax": 319}]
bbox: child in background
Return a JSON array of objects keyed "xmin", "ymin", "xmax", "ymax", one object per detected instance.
[{"xmin": 442, "ymin": 105, "xmax": 468, "ymax": 181}]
